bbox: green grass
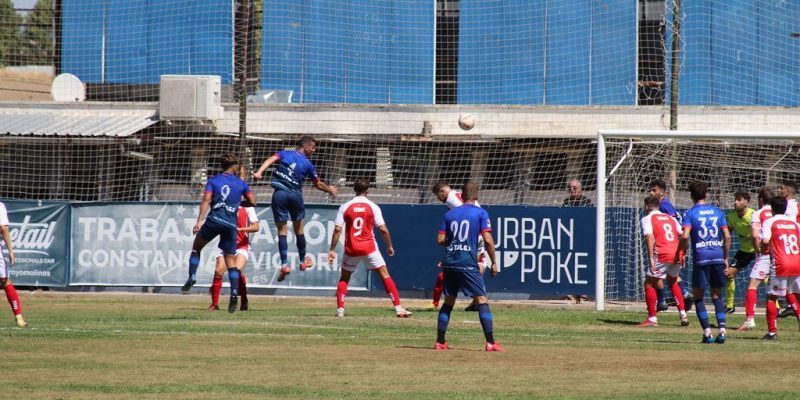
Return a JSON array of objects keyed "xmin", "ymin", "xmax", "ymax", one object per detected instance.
[{"xmin": 2, "ymin": 293, "xmax": 800, "ymax": 399}]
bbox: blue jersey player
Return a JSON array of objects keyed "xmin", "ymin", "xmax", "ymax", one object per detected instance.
[
  {"xmin": 434, "ymin": 182, "xmax": 503, "ymax": 352},
  {"xmin": 678, "ymin": 180, "xmax": 731, "ymax": 344},
  {"xmin": 649, "ymin": 179, "xmax": 693, "ymax": 311},
  {"xmin": 183, "ymin": 153, "xmax": 257, "ymax": 313},
  {"xmin": 253, "ymin": 136, "xmax": 338, "ymax": 282}
]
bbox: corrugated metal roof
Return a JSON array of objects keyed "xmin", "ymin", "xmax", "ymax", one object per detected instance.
[{"xmin": 0, "ymin": 108, "xmax": 157, "ymax": 137}]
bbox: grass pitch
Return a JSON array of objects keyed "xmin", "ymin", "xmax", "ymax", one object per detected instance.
[{"xmin": 2, "ymin": 293, "xmax": 800, "ymax": 400}]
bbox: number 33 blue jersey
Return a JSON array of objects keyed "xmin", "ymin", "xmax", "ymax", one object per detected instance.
[
  {"xmin": 682, "ymin": 203, "xmax": 727, "ymax": 266},
  {"xmin": 439, "ymin": 204, "xmax": 492, "ymax": 270}
]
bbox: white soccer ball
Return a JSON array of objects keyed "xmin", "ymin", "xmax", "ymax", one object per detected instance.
[{"xmin": 458, "ymin": 114, "xmax": 475, "ymax": 131}]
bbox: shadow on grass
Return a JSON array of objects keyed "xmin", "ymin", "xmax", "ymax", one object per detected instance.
[
  {"xmin": 396, "ymin": 345, "xmax": 484, "ymax": 352},
  {"xmin": 598, "ymin": 318, "xmax": 639, "ymax": 326}
]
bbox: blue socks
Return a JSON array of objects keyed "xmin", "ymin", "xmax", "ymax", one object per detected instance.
[
  {"xmin": 188, "ymin": 251, "xmax": 200, "ymax": 281},
  {"xmin": 297, "ymin": 234, "xmax": 307, "ymax": 260},
  {"xmin": 278, "ymin": 235, "xmax": 288, "ymax": 265},
  {"xmin": 437, "ymin": 303, "xmax": 454, "ymax": 343},
  {"xmin": 228, "ymin": 268, "xmax": 240, "ymax": 296},
  {"xmin": 713, "ymin": 297, "xmax": 726, "ymax": 329},
  {"xmin": 478, "ymin": 303, "xmax": 495, "ymax": 343},
  {"xmin": 695, "ymin": 299, "xmax": 710, "ymax": 330}
]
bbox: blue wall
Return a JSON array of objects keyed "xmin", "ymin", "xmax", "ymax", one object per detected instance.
[
  {"xmin": 261, "ymin": 0, "xmax": 434, "ymax": 103},
  {"xmin": 458, "ymin": 0, "xmax": 637, "ymax": 105},
  {"xmin": 61, "ymin": 0, "xmax": 234, "ymax": 84}
]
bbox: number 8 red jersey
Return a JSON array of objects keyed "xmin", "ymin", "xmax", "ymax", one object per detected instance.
[
  {"xmin": 334, "ymin": 195, "xmax": 386, "ymax": 257},
  {"xmin": 641, "ymin": 210, "xmax": 683, "ymax": 263},
  {"xmin": 762, "ymin": 214, "xmax": 800, "ymax": 276}
]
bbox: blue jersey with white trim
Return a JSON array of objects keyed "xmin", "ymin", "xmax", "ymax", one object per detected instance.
[
  {"xmin": 270, "ymin": 150, "xmax": 320, "ymax": 194},
  {"xmin": 682, "ymin": 203, "xmax": 727, "ymax": 266},
  {"xmin": 439, "ymin": 204, "xmax": 491, "ymax": 271},
  {"xmin": 205, "ymin": 173, "xmax": 251, "ymax": 229}
]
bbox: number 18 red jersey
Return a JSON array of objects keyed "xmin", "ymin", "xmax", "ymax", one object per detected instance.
[{"xmin": 762, "ymin": 214, "xmax": 800, "ymax": 276}]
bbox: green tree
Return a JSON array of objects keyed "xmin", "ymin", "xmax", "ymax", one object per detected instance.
[
  {"xmin": 0, "ymin": 0, "xmax": 22, "ymax": 67},
  {"xmin": 21, "ymin": 0, "xmax": 53, "ymax": 65}
]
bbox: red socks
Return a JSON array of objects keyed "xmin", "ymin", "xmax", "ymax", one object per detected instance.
[
  {"xmin": 336, "ymin": 280, "xmax": 348, "ymax": 308},
  {"xmin": 645, "ymin": 285, "xmax": 657, "ymax": 318},
  {"xmin": 383, "ymin": 277, "xmax": 401, "ymax": 306},
  {"xmin": 786, "ymin": 293, "xmax": 800, "ymax": 319},
  {"xmin": 432, "ymin": 272, "xmax": 444, "ymax": 306},
  {"xmin": 210, "ymin": 275, "xmax": 223, "ymax": 306},
  {"xmin": 745, "ymin": 289, "xmax": 757, "ymax": 319},
  {"xmin": 669, "ymin": 281, "xmax": 685, "ymax": 311},
  {"xmin": 4, "ymin": 284, "xmax": 21, "ymax": 316},
  {"xmin": 767, "ymin": 298, "xmax": 778, "ymax": 334}
]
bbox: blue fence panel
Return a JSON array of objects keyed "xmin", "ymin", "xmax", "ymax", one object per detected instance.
[
  {"xmin": 260, "ymin": 1, "xmax": 304, "ymax": 94},
  {"xmin": 104, "ymin": 0, "xmax": 148, "ymax": 83},
  {"xmin": 677, "ymin": 0, "xmax": 713, "ymax": 105},
  {"xmin": 458, "ymin": 0, "xmax": 546, "ymax": 104},
  {"xmin": 61, "ymin": 0, "xmax": 104, "ymax": 82},
  {"xmin": 710, "ymin": 1, "xmax": 758, "ymax": 105},
  {"xmin": 591, "ymin": 0, "xmax": 636, "ymax": 105},
  {"xmin": 545, "ymin": 1, "xmax": 590, "ymax": 105},
  {"xmin": 388, "ymin": 1, "xmax": 435, "ymax": 103},
  {"xmin": 757, "ymin": 1, "xmax": 800, "ymax": 106},
  {"xmin": 190, "ymin": 1, "xmax": 234, "ymax": 83}
]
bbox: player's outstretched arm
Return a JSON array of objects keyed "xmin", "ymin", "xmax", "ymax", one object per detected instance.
[
  {"xmin": 313, "ymin": 180, "xmax": 339, "ymax": 199},
  {"xmin": 253, "ymin": 155, "xmax": 279, "ymax": 180},
  {"xmin": 328, "ymin": 225, "xmax": 343, "ymax": 265},
  {"xmin": 241, "ymin": 191, "xmax": 257, "ymax": 208},
  {"xmin": 481, "ymin": 231, "xmax": 499, "ymax": 277},
  {"xmin": 644, "ymin": 234, "xmax": 658, "ymax": 275},
  {"xmin": 194, "ymin": 192, "xmax": 212, "ymax": 234},
  {"xmin": 377, "ymin": 225, "xmax": 394, "ymax": 256},
  {"xmin": 238, "ymin": 221, "xmax": 260, "ymax": 234},
  {"xmin": 722, "ymin": 226, "xmax": 731, "ymax": 268},
  {"xmin": 0, "ymin": 225, "xmax": 14, "ymax": 266},
  {"xmin": 676, "ymin": 227, "xmax": 690, "ymax": 264}
]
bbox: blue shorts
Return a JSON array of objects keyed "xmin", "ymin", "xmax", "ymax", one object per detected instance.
[
  {"xmin": 692, "ymin": 263, "xmax": 726, "ymax": 290},
  {"xmin": 442, "ymin": 267, "xmax": 487, "ymax": 298},
  {"xmin": 271, "ymin": 190, "xmax": 305, "ymax": 223},
  {"xmin": 198, "ymin": 219, "xmax": 237, "ymax": 255}
]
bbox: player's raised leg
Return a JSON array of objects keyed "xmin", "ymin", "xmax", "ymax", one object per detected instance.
[{"xmin": 183, "ymin": 235, "xmax": 209, "ymax": 292}]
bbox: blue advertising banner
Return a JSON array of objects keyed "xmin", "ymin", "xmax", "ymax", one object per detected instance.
[
  {"xmin": 70, "ymin": 203, "xmax": 366, "ymax": 289},
  {"xmin": 380, "ymin": 205, "xmax": 596, "ymax": 299},
  {"xmin": 2, "ymin": 200, "xmax": 70, "ymax": 287}
]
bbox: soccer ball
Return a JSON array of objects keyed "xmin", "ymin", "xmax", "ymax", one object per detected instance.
[{"xmin": 458, "ymin": 114, "xmax": 475, "ymax": 131}]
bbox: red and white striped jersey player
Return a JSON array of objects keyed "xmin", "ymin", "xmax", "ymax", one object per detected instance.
[
  {"xmin": 638, "ymin": 196, "xmax": 688, "ymax": 326},
  {"xmin": 328, "ymin": 178, "xmax": 411, "ymax": 318},
  {"xmin": 760, "ymin": 197, "xmax": 800, "ymax": 340},
  {"xmin": 209, "ymin": 206, "xmax": 259, "ymax": 311}
]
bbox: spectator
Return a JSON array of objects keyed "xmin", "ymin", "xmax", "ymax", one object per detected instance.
[{"xmin": 562, "ymin": 178, "xmax": 594, "ymax": 207}]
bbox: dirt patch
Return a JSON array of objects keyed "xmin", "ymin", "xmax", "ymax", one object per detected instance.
[{"xmin": 0, "ymin": 68, "xmax": 53, "ymax": 101}]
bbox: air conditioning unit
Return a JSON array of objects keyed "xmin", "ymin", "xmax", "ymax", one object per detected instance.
[{"xmin": 159, "ymin": 75, "xmax": 225, "ymax": 121}]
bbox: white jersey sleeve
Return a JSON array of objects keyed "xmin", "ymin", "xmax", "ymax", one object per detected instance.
[
  {"xmin": 334, "ymin": 203, "xmax": 346, "ymax": 227},
  {"xmin": 445, "ymin": 190, "xmax": 464, "ymax": 209},
  {"xmin": 640, "ymin": 214, "xmax": 653, "ymax": 236},
  {"xmin": 368, "ymin": 200, "xmax": 385, "ymax": 227},
  {"xmin": 244, "ymin": 207, "xmax": 258, "ymax": 224},
  {"xmin": 0, "ymin": 202, "xmax": 8, "ymax": 226},
  {"xmin": 761, "ymin": 216, "xmax": 775, "ymax": 241},
  {"xmin": 786, "ymin": 199, "xmax": 798, "ymax": 219}
]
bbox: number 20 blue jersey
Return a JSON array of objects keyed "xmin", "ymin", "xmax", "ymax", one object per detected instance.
[
  {"xmin": 439, "ymin": 204, "xmax": 492, "ymax": 271},
  {"xmin": 682, "ymin": 203, "xmax": 727, "ymax": 266}
]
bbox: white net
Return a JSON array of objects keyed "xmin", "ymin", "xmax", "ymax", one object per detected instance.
[{"xmin": 600, "ymin": 132, "xmax": 800, "ymax": 302}]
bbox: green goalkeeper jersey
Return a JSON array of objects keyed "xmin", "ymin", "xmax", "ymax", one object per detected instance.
[{"xmin": 726, "ymin": 207, "xmax": 755, "ymax": 253}]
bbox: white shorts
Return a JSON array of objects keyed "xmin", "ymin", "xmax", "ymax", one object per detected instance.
[
  {"xmin": 767, "ymin": 276, "xmax": 800, "ymax": 297},
  {"xmin": 750, "ymin": 255, "xmax": 771, "ymax": 280},
  {"xmin": 646, "ymin": 259, "xmax": 681, "ymax": 279},
  {"xmin": 341, "ymin": 251, "xmax": 386, "ymax": 272},
  {"xmin": 0, "ymin": 254, "xmax": 6, "ymax": 279},
  {"xmin": 216, "ymin": 248, "xmax": 251, "ymax": 261}
]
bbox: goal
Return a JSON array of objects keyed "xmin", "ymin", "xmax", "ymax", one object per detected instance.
[{"xmin": 596, "ymin": 130, "xmax": 800, "ymax": 310}]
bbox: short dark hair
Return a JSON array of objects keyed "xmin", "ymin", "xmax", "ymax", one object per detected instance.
[
  {"xmin": 758, "ymin": 187, "xmax": 774, "ymax": 205},
  {"xmin": 771, "ymin": 196, "xmax": 788, "ymax": 215},
  {"xmin": 461, "ymin": 182, "xmax": 479, "ymax": 202},
  {"xmin": 688, "ymin": 180, "xmax": 708, "ymax": 202},
  {"xmin": 431, "ymin": 180, "xmax": 450, "ymax": 194},
  {"xmin": 783, "ymin": 180, "xmax": 798, "ymax": 193},
  {"xmin": 353, "ymin": 178, "xmax": 370, "ymax": 194},
  {"xmin": 734, "ymin": 191, "xmax": 750, "ymax": 202},
  {"xmin": 644, "ymin": 195, "xmax": 660, "ymax": 209},
  {"xmin": 649, "ymin": 179, "xmax": 667, "ymax": 191},
  {"xmin": 220, "ymin": 153, "xmax": 239, "ymax": 170},
  {"xmin": 297, "ymin": 135, "xmax": 317, "ymax": 148}
]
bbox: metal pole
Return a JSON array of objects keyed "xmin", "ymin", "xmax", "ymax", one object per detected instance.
[
  {"xmin": 669, "ymin": 0, "xmax": 681, "ymax": 130},
  {"xmin": 595, "ymin": 133, "xmax": 606, "ymax": 311},
  {"xmin": 236, "ymin": 0, "xmax": 250, "ymax": 170}
]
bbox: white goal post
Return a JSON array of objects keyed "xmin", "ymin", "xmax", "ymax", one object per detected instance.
[{"xmin": 595, "ymin": 130, "xmax": 800, "ymax": 311}]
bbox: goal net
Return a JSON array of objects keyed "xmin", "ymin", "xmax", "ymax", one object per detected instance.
[{"xmin": 597, "ymin": 130, "xmax": 800, "ymax": 310}]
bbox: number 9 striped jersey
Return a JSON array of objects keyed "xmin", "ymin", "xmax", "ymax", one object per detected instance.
[{"xmin": 334, "ymin": 195, "xmax": 386, "ymax": 256}]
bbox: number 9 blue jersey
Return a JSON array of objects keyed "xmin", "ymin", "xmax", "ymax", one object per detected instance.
[
  {"xmin": 682, "ymin": 203, "xmax": 727, "ymax": 266},
  {"xmin": 439, "ymin": 204, "xmax": 492, "ymax": 270}
]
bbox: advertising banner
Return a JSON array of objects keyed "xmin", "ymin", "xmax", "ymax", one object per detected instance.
[
  {"xmin": 2, "ymin": 200, "xmax": 70, "ymax": 287},
  {"xmin": 70, "ymin": 203, "xmax": 367, "ymax": 289}
]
